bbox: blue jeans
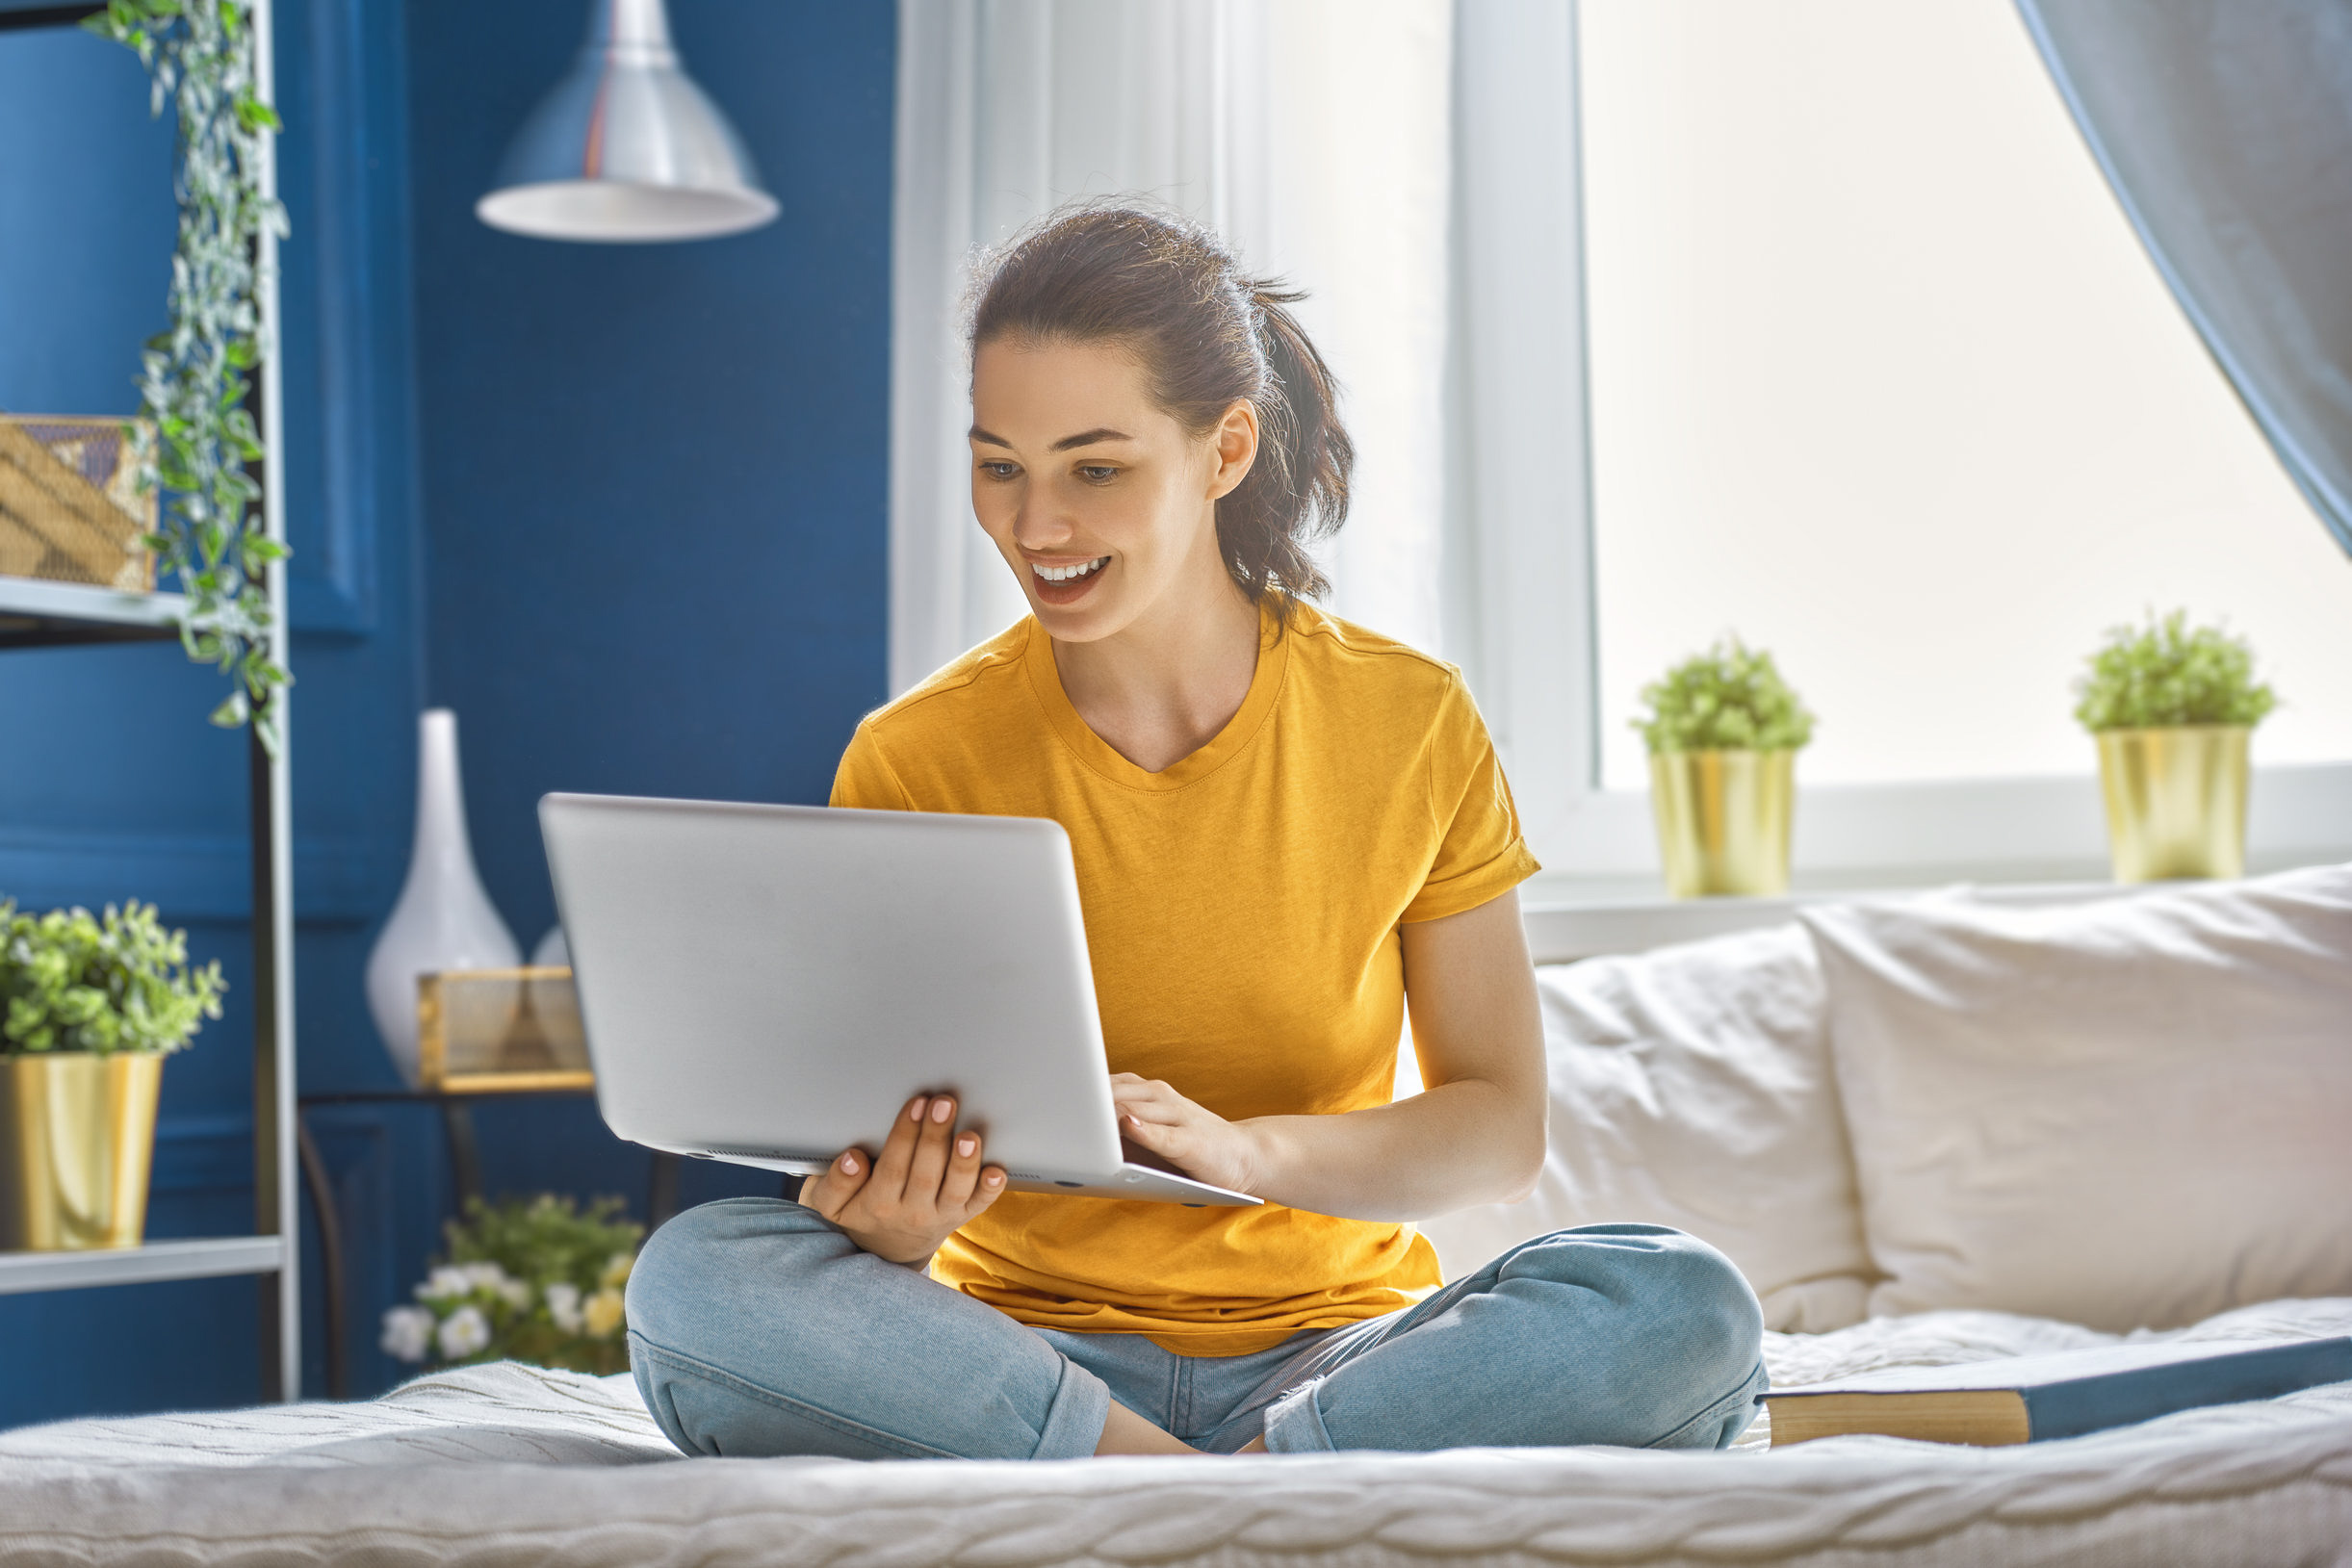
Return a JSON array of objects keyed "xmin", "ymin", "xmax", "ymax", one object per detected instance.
[{"xmin": 627, "ymin": 1197, "xmax": 1767, "ymax": 1460}]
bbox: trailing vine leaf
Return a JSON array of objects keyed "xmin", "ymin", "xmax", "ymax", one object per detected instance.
[{"xmin": 87, "ymin": 0, "xmax": 292, "ymax": 753}]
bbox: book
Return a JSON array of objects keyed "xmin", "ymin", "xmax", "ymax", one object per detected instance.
[{"xmin": 1765, "ymin": 1336, "xmax": 2352, "ymax": 1448}]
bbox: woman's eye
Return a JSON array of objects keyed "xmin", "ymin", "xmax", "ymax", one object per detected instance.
[
  {"xmin": 1076, "ymin": 465, "xmax": 1119, "ymax": 485},
  {"xmin": 977, "ymin": 461, "xmax": 1020, "ymax": 481}
]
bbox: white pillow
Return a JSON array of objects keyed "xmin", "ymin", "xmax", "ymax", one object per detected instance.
[
  {"xmin": 1418, "ymin": 925, "xmax": 1875, "ymax": 1332},
  {"xmin": 1802, "ymin": 863, "xmax": 2352, "ymax": 1332}
]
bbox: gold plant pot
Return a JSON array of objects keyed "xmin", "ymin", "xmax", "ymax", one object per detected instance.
[
  {"xmin": 0, "ymin": 1053, "xmax": 165, "ymax": 1251},
  {"xmin": 1649, "ymin": 748, "xmax": 1796, "ymax": 899},
  {"xmin": 2094, "ymin": 725, "xmax": 2250, "ymax": 883}
]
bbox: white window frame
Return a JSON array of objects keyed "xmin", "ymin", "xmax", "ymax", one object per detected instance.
[{"xmin": 1460, "ymin": 2, "xmax": 2352, "ymax": 902}]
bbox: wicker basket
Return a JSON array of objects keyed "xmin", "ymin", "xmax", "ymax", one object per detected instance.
[
  {"xmin": 0, "ymin": 415, "xmax": 156, "ymax": 592},
  {"xmin": 416, "ymin": 968, "xmax": 594, "ymax": 1093}
]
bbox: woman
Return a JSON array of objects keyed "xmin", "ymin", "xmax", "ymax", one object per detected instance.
[{"xmin": 628, "ymin": 205, "xmax": 1765, "ymax": 1459}]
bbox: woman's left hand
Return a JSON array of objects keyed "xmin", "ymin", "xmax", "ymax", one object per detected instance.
[{"xmin": 1109, "ymin": 1073, "xmax": 1264, "ymax": 1195}]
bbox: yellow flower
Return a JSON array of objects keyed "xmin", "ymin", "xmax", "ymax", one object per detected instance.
[
  {"xmin": 600, "ymin": 1251, "xmax": 634, "ymax": 1290},
  {"xmin": 583, "ymin": 1287, "xmax": 626, "ymax": 1339}
]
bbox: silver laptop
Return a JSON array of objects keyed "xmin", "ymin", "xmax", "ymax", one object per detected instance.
[{"xmin": 538, "ymin": 792, "xmax": 1260, "ymax": 1207}]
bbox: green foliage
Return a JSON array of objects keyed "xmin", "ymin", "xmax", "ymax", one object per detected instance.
[
  {"xmin": 441, "ymin": 1193, "xmax": 644, "ymax": 1298},
  {"xmin": 2073, "ymin": 609, "xmax": 2277, "ymax": 733},
  {"xmin": 87, "ymin": 0, "xmax": 292, "ymax": 752},
  {"xmin": 1634, "ymin": 636, "xmax": 1817, "ymax": 755},
  {"xmin": 380, "ymin": 1195, "xmax": 644, "ymax": 1376},
  {"xmin": 0, "ymin": 900, "xmax": 224, "ymax": 1056}
]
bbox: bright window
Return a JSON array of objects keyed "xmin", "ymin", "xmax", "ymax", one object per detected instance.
[{"xmin": 1580, "ymin": 0, "xmax": 2352, "ymax": 793}]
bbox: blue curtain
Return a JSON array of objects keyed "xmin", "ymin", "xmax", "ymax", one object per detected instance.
[{"xmin": 2016, "ymin": 0, "xmax": 2352, "ymax": 557}]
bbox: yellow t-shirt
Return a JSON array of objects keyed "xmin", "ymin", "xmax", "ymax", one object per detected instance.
[{"xmin": 828, "ymin": 599, "xmax": 1539, "ymax": 1355}]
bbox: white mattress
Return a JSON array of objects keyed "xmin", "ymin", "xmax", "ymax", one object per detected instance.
[{"xmin": 3, "ymin": 1297, "xmax": 2348, "ymax": 1567}]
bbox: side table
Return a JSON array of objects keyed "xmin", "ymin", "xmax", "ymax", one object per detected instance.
[{"xmin": 296, "ymin": 1087, "xmax": 684, "ymax": 1400}]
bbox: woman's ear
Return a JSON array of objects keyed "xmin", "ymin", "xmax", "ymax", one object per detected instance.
[{"xmin": 1206, "ymin": 399, "xmax": 1259, "ymax": 501}]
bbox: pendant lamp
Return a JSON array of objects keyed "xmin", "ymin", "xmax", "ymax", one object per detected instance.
[{"xmin": 476, "ymin": 0, "xmax": 778, "ymax": 244}]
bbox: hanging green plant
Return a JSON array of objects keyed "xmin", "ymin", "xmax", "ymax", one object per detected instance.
[{"xmin": 87, "ymin": 0, "xmax": 291, "ymax": 751}]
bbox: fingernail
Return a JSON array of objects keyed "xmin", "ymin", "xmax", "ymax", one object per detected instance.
[
  {"xmin": 957, "ymin": 1136, "xmax": 976, "ymax": 1157},
  {"xmin": 931, "ymin": 1098, "xmax": 954, "ymax": 1123},
  {"xmin": 983, "ymin": 1170, "xmax": 1004, "ymax": 1187},
  {"xmin": 840, "ymin": 1153, "xmax": 859, "ymax": 1174},
  {"xmin": 909, "ymin": 1098, "xmax": 926, "ymax": 1121}
]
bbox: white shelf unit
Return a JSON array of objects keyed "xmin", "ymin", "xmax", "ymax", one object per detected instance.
[
  {"xmin": 0, "ymin": 1236, "xmax": 288, "ymax": 1297},
  {"xmin": 0, "ymin": 576, "xmax": 300, "ymax": 1396}
]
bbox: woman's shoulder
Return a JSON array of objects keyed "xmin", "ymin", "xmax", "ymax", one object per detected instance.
[
  {"xmin": 857, "ymin": 619, "xmax": 1037, "ymax": 744},
  {"xmin": 833, "ymin": 622, "xmax": 1040, "ymax": 810},
  {"xmin": 1281, "ymin": 601, "xmax": 1469, "ymax": 710}
]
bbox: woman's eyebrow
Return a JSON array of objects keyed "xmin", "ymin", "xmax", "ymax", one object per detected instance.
[
  {"xmin": 1050, "ymin": 427, "xmax": 1134, "ymax": 451},
  {"xmin": 966, "ymin": 425, "xmax": 1136, "ymax": 450}
]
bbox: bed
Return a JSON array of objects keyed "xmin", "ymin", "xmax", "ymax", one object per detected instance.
[
  {"xmin": 4, "ymin": 1297, "xmax": 2347, "ymax": 1565},
  {"xmin": 4, "ymin": 866, "xmax": 2347, "ymax": 1566}
]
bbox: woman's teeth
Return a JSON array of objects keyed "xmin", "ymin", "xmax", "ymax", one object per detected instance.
[{"xmin": 1033, "ymin": 556, "xmax": 1109, "ymax": 583}]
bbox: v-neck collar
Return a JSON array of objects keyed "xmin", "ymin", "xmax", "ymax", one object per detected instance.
[{"xmin": 1021, "ymin": 601, "xmax": 1290, "ymax": 793}]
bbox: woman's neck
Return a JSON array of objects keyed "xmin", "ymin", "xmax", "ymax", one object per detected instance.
[{"xmin": 1051, "ymin": 571, "xmax": 1264, "ymax": 775}]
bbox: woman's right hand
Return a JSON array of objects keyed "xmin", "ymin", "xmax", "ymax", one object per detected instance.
[{"xmin": 798, "ymin": 1093, "xmax": 1007, "ymax": 1266}]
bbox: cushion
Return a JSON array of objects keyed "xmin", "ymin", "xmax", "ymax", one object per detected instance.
[
  {"xmin": 1417, "ymin": 924, "xmax": 1874, "ymax": 1331},
  {"xmin": 1802, "ymin": 862, "xmax": 2352, "ymax": 1331}
]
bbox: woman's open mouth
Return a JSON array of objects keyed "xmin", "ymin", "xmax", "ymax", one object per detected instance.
[{"xmin": 1030, "ymin": 554, "xmax": 1110, "ymax": 605}]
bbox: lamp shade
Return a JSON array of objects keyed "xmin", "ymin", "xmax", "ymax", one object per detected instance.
[{"xmin": 476, "ymin": 0, "xmax": 778, "ymax": 244}]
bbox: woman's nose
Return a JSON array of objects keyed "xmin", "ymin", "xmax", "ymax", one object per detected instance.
[{"xmin": 1011, "ymin": 498, "xmax": 1075, "ymax": 550}]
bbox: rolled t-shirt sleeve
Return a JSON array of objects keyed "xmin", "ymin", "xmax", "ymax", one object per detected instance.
[
  {"xmin": 830, "ymin": 721, "xmax": 917, "ymax": 811},
  {"xmin": 1400, "ymin": 675, "xmax": 1541, "ymax": 923}
]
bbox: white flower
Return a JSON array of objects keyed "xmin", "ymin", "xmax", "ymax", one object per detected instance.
[
  {"xmin": 499, "ymin": 1277, "xmax": 533, "ymax": 1312},
  {"xmin": 460, "ymin": 1261, "xmax": 511, "ymax": 1291},
  {"xmin": 417, "ymin": 1265, "xmax": 473, "ymax": 1302},
  {"xmin": 544, "ymin": 1281, "xmax": 584, "ymax": 1334},
  {"xmin": 379, "ymin": 1305, "xmax": 436, "ymax": 1364},
  {"xmin": 437, "ymin": 1303, "xmax": 492, "ymax": 1360},
  {"xmin": 583, "ymin": 1287, "xmax": 626, "ymax": 1339}
]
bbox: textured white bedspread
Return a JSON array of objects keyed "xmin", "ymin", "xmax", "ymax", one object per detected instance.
[{"xmin": 3, "ymin": 1298, "xmax": 2348, "ymax": 1567}]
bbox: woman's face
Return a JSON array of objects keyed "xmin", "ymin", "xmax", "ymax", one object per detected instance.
[{"xmin": 969, "ymin": 336, "xmax": 1256, "ymax": 645}]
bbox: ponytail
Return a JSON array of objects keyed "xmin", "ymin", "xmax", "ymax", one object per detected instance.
[{"xmin": 967, "ymin": 203, "xmax": 1355, "ymax": 619}]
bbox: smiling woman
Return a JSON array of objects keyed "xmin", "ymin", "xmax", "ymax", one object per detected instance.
[
  {"xmin": 956, "ymin": 207, "xmax": 1350, "ymax": 772},
  {"xmin": 968, "ymin": 205, "xmax": 1351, "ymax": 611},
  {"xmin": 620, "ymin": 203, "xmax": 1766, "ymax": 1468}
]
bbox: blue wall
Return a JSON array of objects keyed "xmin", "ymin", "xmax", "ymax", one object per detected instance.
[
  {"xmin": 401, "ymin": 0, "xmax": 894, "ymax": 1221},
  {"xmin": 0, "ymin": 0, "xmax": 893, "ymax": 1425}
]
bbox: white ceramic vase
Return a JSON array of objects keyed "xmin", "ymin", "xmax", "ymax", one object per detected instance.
[{"xmin": 366, "ymin": 709, "xmax": 521, "ymax": 1086}]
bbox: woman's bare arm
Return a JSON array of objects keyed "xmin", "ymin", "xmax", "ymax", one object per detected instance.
[{"xmin": 1113, "ymin": 888, "xmax": 1547, "ymax": 1221}]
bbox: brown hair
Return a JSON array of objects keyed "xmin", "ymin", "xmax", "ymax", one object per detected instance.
[{"xmin": 967, "ymin": 202, "xmax": 1354, "ymax": 612}]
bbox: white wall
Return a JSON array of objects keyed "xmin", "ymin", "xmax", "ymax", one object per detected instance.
[
  {"xmin": 890, "ymin": 0, "xmax": 1456, "ymax": 693},
  {"xmin": 1580, "ymin": 0, "xmax": 2352, "ymax": 792}
]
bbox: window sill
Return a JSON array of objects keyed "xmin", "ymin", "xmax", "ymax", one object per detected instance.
[
  {"xmin": 1518, "ymin": 759, "xmax": 2352, "ymax": 922},
  {"xmin": 1520, "ymin": 850, "xmax": 2346, "ymax": 964}
]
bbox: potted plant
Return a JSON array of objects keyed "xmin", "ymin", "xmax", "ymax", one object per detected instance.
[
  {"xmin": 0, "ymin": 901, "xmax": 224, "ymax": 1250},
  {"xmin": 379, "ymin": 1195, "xmax": 642, "ymax": 1376},
  {"xmin": 2075, "ymin": 610, "xmax": 2276, "ymax": 883},
  {"xmin": 1635, "ymin": 638, "xmax": 1816, "ymax": 898}
]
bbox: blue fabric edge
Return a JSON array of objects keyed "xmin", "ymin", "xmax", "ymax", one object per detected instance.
[{"xmin": 2011, "ymin": 0, "xmax": 2352, "ymax": 559}]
